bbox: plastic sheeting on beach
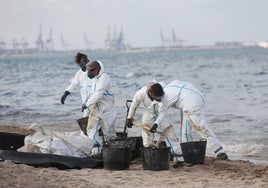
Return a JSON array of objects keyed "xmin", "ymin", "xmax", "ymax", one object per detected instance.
[
  {"xmin": 0, "ymin": 150, "xmax": 103, "ymax": 169},
  {"xmin": 18, "ymin": 127, "xmax": 95, "ymax": 157}
]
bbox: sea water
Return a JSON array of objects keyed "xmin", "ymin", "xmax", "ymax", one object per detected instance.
[{"xmin": 0, "ymin": 47, "xmax": 267, "ymax": 165}]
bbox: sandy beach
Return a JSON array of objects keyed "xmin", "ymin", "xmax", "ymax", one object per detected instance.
[
  {"xmin": 0, "ymin": 126, "xmax": 267, "ymax": 188},
  {"xmin": 0, "ymin": 157, "xmax": 267, "ymax": 188}
]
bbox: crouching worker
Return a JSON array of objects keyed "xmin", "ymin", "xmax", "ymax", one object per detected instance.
[
  {"xmin": 81, "ymin": 61, "xmax": 117, "ymax": 156},
  {"xmin": 164, "ymin": 80, "xmax": 228, "ymax": 160},
  {"xmin": 125, "ymin": 81, "xmax": 181, "ymax": 160}
]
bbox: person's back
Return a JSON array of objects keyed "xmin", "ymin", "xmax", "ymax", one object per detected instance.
[{"xmin": 164, "ymin": 80, "xmax": 205, "ymax": 111}]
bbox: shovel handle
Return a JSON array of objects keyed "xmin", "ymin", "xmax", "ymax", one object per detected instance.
[
  {"xmin": 133, "ymin": 121, "xmax": 167, "ymax": 136},
  {"xmin": 126, "ymin": 100, "xmax": 132, "ymax": 113},
  {"xmin": 132, "ymin": 121, "xmax": 151, "ymax": 132}
]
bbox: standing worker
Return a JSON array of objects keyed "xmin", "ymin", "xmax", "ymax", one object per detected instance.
[
  {"xmin": 81, "ymin": 61, "xmax": 117, "ymax": 155},
  {"xmin": 61, "ymin": 52, "xmax": 92, "ymax": 117},
  {"xmin": 125, "ymin": 81, "xmax": 181, "ymax": 157},
  {"xmin": 164, "ymin": 80, "xmax": 228, "ymax": 160}
]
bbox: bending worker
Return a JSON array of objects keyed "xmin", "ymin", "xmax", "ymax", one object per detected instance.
[
  {"xmin": 81, "ymin": 61, "xmax": 116, "ymax": 155},
  {"xmin": 164, "ymin": 80, "xmax": 228, "ymax": 160},
  {"xmin": 61, "ymin": 52, "xmax": 92, "ymax": 117},
  {"xmin": 125, "ymin": 81, "xmax": 181, "ymax": 157}
]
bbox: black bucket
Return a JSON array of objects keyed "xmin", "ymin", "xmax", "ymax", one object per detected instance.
[
  {"xmin": 0, "ymin": 132, "xmax": 27, "ymax": 150},
  {"xmin": 180, "ymin": 139, "xmax": 207, "ymax": 165},
  {"xmin": 106, "ymin": 137, "xmax": 142, "ymax": 160},
  {"xmin": 116, "ymin": 132, "xmax": 128, "ymax": 139},
  {"xmin": 128, "ymin": 136, "xmax": 143, "ymax": 159},
  {"xmin": 140, "ymin": 147, "xmax": 170, "ymax": 171},
  {"xmin": 102, "ymin": 141, "xmax": 132, "ymax": 170}
]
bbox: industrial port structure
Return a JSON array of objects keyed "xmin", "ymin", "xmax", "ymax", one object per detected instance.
[{"xmin": 0, "ymin": 25, "xmax": 266, "ymax": 56}]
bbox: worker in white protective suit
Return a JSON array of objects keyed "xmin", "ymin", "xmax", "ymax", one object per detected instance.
[
  {"xmin": 164, "ymin": 80, "xmax": 228, "ymax": 160},
  {"xmin": 61, "ymin": 52, "xmax": 92, "ymax": 117},
  {"xmin": 125, "ymin": 81, "xmax": 181, "ymax": 159},
  {"xmin": 81, "ymin": 61, "xmax": 117, "ymax": 156}
]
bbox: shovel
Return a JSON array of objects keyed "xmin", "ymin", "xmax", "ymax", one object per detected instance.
[
  {"xmin": 132, "ymin": 121, "xmax": 165, "ymax": 136},
  {"xmin": 116, "ymin": 100, "xmax": 132, "ymax": 138},
  {"xmin": 132, "ymin": 121, "xmax": 172, "ymax": 147}
]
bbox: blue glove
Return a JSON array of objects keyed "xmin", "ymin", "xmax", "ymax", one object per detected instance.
[
  {"xmin": 81, "ymin": 104, "xmax": 87, "ymax": 112},
  {"xmin": 150, "ymin": 123, "xmax": 158, "ymax": 133}
]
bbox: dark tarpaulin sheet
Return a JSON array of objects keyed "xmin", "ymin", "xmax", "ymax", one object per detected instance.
[{"xmin": 0, "ymin": 150, "xmax": 103, "ymax": 169}]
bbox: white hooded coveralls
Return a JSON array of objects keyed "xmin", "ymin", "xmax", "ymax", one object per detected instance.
[
  {"xmin": 66, "ymin": 69, "xmax": 92, "ymax": 117},
  {"xmin": 85, "ymin": 63, "xmax": 116, "ymax": 150},
  {"xmin": 164, "ymin": 80, "xmax": 225, "ymax": 154},
  {"xmin": 127, "ymin": 82, "xmax": 181, "ymax": 155}
]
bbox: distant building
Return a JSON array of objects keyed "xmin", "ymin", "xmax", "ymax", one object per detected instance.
[
  {"xmin": 36, "ymin": 24, "xmax": 44, "ymax": 52},
  {"xmin": 60, "ymin": 33, "xmax": 70, "ymax": 51},
  {"xmin": 104, "ymin": 25, "xmax": 129, "ymax": 51},
  {"xmin": 215, "ymin": 41, "xmax": 243, "ymax": 47},
  {"xmin": 160, "ymin": 29, "xmax": 185, "ymax": 49},
  {"xmin": 45, "ymin": 27, "xmax": 54, "ymax": 52}
]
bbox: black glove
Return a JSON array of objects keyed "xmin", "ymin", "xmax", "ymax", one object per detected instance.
[
  {"xmin": 150, "ymin": 123, "xmax": 158, "ymax": 133},
  {"xmin": 61, "ymin": 91, "xmax": 70, "ymax": 104},
  {"xmin": 125, "ymin": 118, "xmax": 133, "ymax": 128},
  {"xmin": 81, "ymin": 104, "xmax": 87, "ymax": 112}
]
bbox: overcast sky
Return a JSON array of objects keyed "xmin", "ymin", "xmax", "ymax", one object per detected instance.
[{"xmin": 0, "ymin": 0, "xmax": 267, "ymax": 50}]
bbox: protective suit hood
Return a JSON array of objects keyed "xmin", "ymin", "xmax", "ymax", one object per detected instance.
[{"xmin": 96, "ymin": 60, "xmax": 104, "ymax": 78}]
